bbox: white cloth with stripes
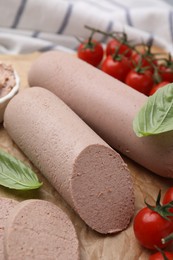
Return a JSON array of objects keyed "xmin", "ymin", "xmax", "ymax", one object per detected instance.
[{"xmin": 0, "ymin": 0, "xmax": 173, "ymax": 54}]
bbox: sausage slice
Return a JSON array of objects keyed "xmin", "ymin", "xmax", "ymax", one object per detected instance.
[
  {"xmin": 4, "ymin": 87, "xmax": 134, "ymax": 234},
  {"xmin": 0, "ymin": 198, "xmax": 18, "ymax": 260},
  {"xmin": 4, "ymin": 199, "xmax": 80, "ymax": 260}
]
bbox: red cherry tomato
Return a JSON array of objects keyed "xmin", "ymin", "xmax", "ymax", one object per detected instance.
[
  {"xmin": 77, "ymin": 39, "xmax": 104, "ymax": 67},
  {"xmin": 133, "ymin": 207, "xmax": 173, "ymax": 249},
  {"xmin": 106, "ymin": 39, "xmax": 132, "ymax": 58},
  {"xmin": 149, "ymin": 81, "xmax": 169, "ymax": 95},
  {"xmin": 163, "ymin": 187, "xmax": 173, "ymax": 220},
  {"xmin": 101, "ymin": 55, "xmax": 130, "ymax": 82},
  {"xmin": 149, "ymin": 251, "xmax": 173, "ymax": 260},
  {"xmin": 125, "ymin": 70, "xmax": 154, "ymax": 95},
  {"xmin": 131, "ymin": 51, "xmax": 157, "ymax": 71},
  {"xmin": 163, "ymin": 187, "xmax": 173, "ymax": 206},
  {"xmin": 131, "ymin": 52, "xmax": 150, "ymax": 67},
  {"xmin": 159, "ymin": 64, "xmax": 173, "ymax": 82}
]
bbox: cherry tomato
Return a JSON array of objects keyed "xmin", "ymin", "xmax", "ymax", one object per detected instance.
[
  {"xmin": 77, "ymin": 39, "xmax": 104, "ymax": 67},
  {"xmin": 101, "ymin": 55, "xmax": 130, "ymax": 82},
  {"xmin": 125, "ymin": 69, "xmax": 154, "ymax": 95},
  {"xmin": 159, "ymin": 64, "xmax": 173, "ymax": 82},
  {"xmin": 131, "ymin": 52, "xmax": 157, "ymax": 72},
  {"xmin": 106, "ymin": 39, "xmax": 132, "ymax": 58},
  {"xmin": 163, "ymin": 187, "xmax": 173, "ymax": 206},
  {"xmin": 133, "ymin": 207, "xmax": 173, "ymax": 249},
  {"xmin": 149, "ymin": 81, "xmax": 169, "ymax": 95},
  {"xmin": 131, "ymin": 52, "xmax": 150, "ymax": 67},
  {"xmin": 149, "ymin": 251, "xmax": 173, "ymax": 260},
  {"xmin": 163, "ymin": 187, "xmax": 173, "ymax": 219}
]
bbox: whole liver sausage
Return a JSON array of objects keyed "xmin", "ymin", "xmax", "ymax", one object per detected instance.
[
  {"xmin": 28, "ymin": 51, "xmax": 173, "ymax": 178},
  {"xmin": 0, "ymin": 198, "xmax": 18, "ymax": 260},
  {"xmin": 4, "ymin": 87, "xmax": 134, "ymax": 234},
  {"xmin": 4, "ymin": 199, "xmax": 79, "ymax": 260}
]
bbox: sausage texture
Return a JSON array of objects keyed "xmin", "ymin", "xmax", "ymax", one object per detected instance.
[
  {"xmin": 28, "ymin": 51, "xmax": 173, "ymax": 178},
  {"xmin": 4, "ymin": 87, "xmax": 134, "ymax": 234},
  {"xmin": 0, "ymin": 198, "xmax": 18, "ymax": 260},
  {"xmin": 4, "ymin": 199, "xmax": 79, "ymax": 260}
]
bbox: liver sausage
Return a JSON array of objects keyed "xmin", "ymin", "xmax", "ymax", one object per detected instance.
[
  {"xmin": 4, "ymin": 87, "xmax": 134, "ymax": 234},
  {"xmin": 0, "ymin": 198, "xmax": 18, "ymax": 260},
  {"xmin": 28, "ymin": 51, "xmax": 173, "ymax": 178},
  {"xmin": 4, "ymin": 199, "xmax": 79, "ymax": 260}
]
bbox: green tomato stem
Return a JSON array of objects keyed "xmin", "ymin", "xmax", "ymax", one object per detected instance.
[
  {"xmin": 162, "ymin": 232, "xmax": 173, "ymax": 244},
  {"xmin": 145, "ymin": 190, "xmax": 173, "ymax": 221}
]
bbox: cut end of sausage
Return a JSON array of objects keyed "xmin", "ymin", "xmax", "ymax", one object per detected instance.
[
  {"xmin": 4, "ymin": 199, "xmax": 80, "ymax": 260},
  {"xmin": 4, "ymin": 87, "xmax": 134, "ymax": 234},
  {"xmin": 0, "ymin": 198, "xmax": 18, "ymax": 260},
  {"xmin": 71, "ymin": 144, "xmax": 135, "ymax": 234}
]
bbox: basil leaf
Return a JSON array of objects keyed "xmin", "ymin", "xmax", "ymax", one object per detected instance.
[
  {"xmin": 0, "ymin": 149, "xmax": 42, "ymax": 190},
  {"xmin": 133, "ymin": 83, "xmax": 173, "ymax": 137}
]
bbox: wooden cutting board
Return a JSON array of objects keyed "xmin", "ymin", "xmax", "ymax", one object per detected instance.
[{"xmin": 0, "ymin": 52, "xmax": 172, "ymax": 260}]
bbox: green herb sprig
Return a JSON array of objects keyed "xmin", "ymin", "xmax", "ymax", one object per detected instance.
[
  {"xmin": 133, "ymin": 83, "xmax": 173, "ymax": 137},
  {"xmin": 0, "ymin": 149, "xmax": 42, "ymax": 190}
]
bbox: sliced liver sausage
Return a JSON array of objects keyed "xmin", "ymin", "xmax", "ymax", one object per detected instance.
[
  {"xmin": 28, "ymin": 51, "xmax": 173, "ymax": 178},
  {"xmin": 0, "ymin": 198, "xmax": 18, "ymax": 260},
  {"xmin": 4, "ymin": 199, "xmax": 79, "ymax": 260},
  {"xmin": 4, "ymin": 87, "xmax": 134, "ymax": 234}
]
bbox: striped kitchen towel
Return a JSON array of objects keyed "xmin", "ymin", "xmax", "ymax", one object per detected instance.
[{"xmin": 0, "ymin": 0, "xmax": 173, "ymax": 54}]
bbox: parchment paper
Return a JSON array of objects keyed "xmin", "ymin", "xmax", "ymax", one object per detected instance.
[{"xmin": 0, "ymin": 52, "xmax": 172, "ymax": 260}]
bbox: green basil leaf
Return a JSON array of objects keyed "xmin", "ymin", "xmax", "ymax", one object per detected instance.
[
  {"xmin": 133, "ymin": 83, "xmax": 173, "ymax": 137},
  {"xmin": 0, "ymin": 149, "xmax": 42, "ymax": 190}
]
